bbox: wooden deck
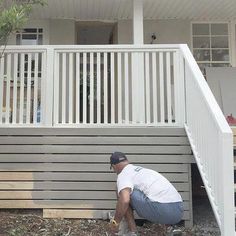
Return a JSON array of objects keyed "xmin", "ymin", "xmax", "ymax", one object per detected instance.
[{"xmin": 0, "ymin": 127, "xmax": 194, "ymax": 227}]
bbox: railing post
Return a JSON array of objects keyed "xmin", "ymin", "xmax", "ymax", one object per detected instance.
[
  {"xmin": 220, "ymin": 132, "xmax": 234, "ymax": 236},
  {"xmin": 42, "ymin": 47, "xmax": 54, "ymax": 126},
  {"xmin": 174, "ymin": 50, "xmax": 186, "ymax": 125}
]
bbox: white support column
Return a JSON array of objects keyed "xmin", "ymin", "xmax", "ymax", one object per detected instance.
[
  {"xmin": 133, "ymin": 0, "xmax": 144, "ymax": 44},
  {"xmin": 132, "ymin": 0, "xmax": 145, "ymax": 123}
]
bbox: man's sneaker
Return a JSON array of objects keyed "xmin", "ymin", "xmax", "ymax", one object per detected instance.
[
  {"xmin": 123, "ymin": 232, "xmax": 139, "ymax": 236},
  {"xmin": 117, "ymin": 218, "xmax": 129, "ymax": 235},
  {"xmin": 166, "ymin": 225, "xmax": 183, "ymax": 236}
]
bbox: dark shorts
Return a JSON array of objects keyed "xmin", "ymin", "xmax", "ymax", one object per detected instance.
[{"xmin": 130, "ymin": 189, "xmax": 184, "ymax": 225}]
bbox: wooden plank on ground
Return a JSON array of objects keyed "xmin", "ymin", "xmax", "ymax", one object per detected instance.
[{"xmin": 43, "ymin": 209, "xmax": 190, "ymax": 220}]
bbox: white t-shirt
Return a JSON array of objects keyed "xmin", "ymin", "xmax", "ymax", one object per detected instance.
[{"xmin": 117, "ymin": 164, "xmax": 182, "ymax": 203}]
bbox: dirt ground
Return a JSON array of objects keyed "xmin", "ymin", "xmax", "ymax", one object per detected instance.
[{"xmin": 0, "ymin": 210, "xmax": 194, "ymax": 236}]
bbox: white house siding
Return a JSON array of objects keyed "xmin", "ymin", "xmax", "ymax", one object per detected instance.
[
  {"xmin": 49, "ymin": 20, "xmax": 76, "ymax": 45},
  {"xmin": 117, "ymin": 19, "xmax": 191, "ymax": 46}
]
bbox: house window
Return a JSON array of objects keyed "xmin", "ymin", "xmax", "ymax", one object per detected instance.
[
  {"xmin": 16, "ymin": 28, "xmax": 43, "ymax": 45},
  {"xmin": 192, "ymin": 23, "xmax": 231, "ymax": 76}
]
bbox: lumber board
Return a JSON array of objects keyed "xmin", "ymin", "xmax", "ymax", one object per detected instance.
[{"xmin": 43, "ymin": 209, "xmax": 190, "ymax": 220}]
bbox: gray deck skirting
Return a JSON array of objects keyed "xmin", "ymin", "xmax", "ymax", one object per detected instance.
[{"xmin": 0, "ymin": 127, "xmax": 194, "ymax": 226}]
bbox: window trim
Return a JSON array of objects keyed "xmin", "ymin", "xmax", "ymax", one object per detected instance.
[{"xmin": 191, "ymin": 21, "xmax": 232, "ymax": 74}]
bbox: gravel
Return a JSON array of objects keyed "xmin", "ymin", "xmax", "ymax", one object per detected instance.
[
  {"xmin": 191, "ymin": 198, "xmax": 220, "ymax": 236},
  {"xmin": 0, "ymin": 197, "xmax": 221, "ymax": 236}
]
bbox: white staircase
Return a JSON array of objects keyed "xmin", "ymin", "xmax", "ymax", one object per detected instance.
[{"xmin": 181, "ymin": 45, "xmax": 235, "ymax": 236}]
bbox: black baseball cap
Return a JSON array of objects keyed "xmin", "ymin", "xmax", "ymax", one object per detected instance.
[{"xmin": 110, "ymin": 152, "xmax": 128, "ymax": 169}]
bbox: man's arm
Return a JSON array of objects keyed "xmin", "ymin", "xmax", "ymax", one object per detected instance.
[{"xmin": 114, "ymin": 187, "xmax": 131, "ymax": 223}]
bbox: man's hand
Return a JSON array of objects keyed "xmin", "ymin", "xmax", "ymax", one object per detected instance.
[
  {"xmin": 114, "ymin": 188, "xmax": 131, "ymax": 223},
  {"xmin": 108, "ymin": 218, "xmax": 119, "ymax": 235}
]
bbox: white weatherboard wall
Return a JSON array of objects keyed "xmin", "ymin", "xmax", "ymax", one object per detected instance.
[
  {"xmin": 50, "ymin": 20, "xmax": 76, "ymax": 45},
  {"xmin": 117, "ymin": 19, "xmax": 191, "ymax": 46}
]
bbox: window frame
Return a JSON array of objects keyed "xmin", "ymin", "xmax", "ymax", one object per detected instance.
[{"xmin": 191, "ymin": 21, "xmax": 232, "ymax": 76}]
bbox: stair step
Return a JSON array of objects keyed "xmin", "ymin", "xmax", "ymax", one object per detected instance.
[{"xmin": 233, "ymin": 127, "xmax": 236, "ymax": 148}]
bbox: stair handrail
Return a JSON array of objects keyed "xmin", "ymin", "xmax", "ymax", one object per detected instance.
[{"xmin": 180, "ymin": 44, "xmax": 234, "ymax": 236}]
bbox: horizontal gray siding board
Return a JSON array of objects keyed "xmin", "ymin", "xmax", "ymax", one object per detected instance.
[
  {"xmin": 0, "ymin": 127, "xmax": 186, "ymax": 136},
  {"xmin": 0, "ymin": 182, "xmax": 190, "ymax": 191},
  {"xmin": 0, "ymin": 145, "xmax": 192, "ymax": 154},
  {"xmin": 0, "ymin": 163, "xmax": 189, "ymax": 172},
  {"xmin": 0, "ymin": 154, "xmax": 194, "ymax": 163},
  {"xmin": 0, "ymin": 191, "xmax": 190, "ymax": 201},
  {"xmin": 0, "ymin": 200, "xmax": 189, "ymax": 210},
  {"xmin": 0, "ymin": 136, "xmax": 189, "ymax": 145},
  {"xmin": 0, "ymin": 172, "xmax": 189, "ymax": 181}
]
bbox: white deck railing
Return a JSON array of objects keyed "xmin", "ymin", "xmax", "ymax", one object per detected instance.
[
  {"xmin": 0, "ymin": 45, "xmax": 185, "ymax": 127},
  {"xmin": 180, "ymin": 45, "xmax": 234, "ymax": 236},
  {"xmin": 0, "ymin": 44, "xmax": 234, "ymax": 235}
]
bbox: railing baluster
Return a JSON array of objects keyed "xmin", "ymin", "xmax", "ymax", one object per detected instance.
[
  {"xmin": 5, "ymin": 54, "xmax": 11, "ymax": 124},
  {"xmin": 53, "ymin": 52, "xmax": 59, "ymax": 125},
  {"xmin": 69, "ymin": 53, "xmax": 73, "ymax": 124},
  {"xmin": 124, "ymin": 52, "xmax": 129, "ymax": 124},
  {"xmin": 90, "ymin": 52, "xmax": 94, "ymax": 124},
  {"xmin": 33, "ymin": 53, "xmax": 39, "ymax": 124},
  {"xmin": 110, "ymin": 53, "xmax": 115, "ymax": 124},
  {"xmin": 26, "ymin": 53, "xmax": 32, "ymax": 124},
  {"xmin": 152, "ymin": 52, "xmax": 157, "ymax": 124},
  {"xmin": 83, "ymin": 53, "xmax": 87, "ymax": 124},
  {"xmin": 61, "ymin": 53, "xmax": 66, "ymax": 124},
  {"xmin": 104, "ymin": 52, "xmax": 108, "ymax": 124},
  {"xmin": 145, "ymin": 52, "xmax": 150, "ymax": 124},
  {"xmin": 76, "ymin": 53, "xmax": 80, "ymax": 124},
  {"xmin": 12, "ymin": 53, "xmax": 18, "ymax": 124},
  {"xmin": 159, "ymin": 52, "xmax": 164, "ymax": 123},
  {"xmin": 19, "ymin": 53, "xmax": 25, "ymax": 124},
  {"xmin": 117, "ymin": 52, "xmax": 122, "ymax": 124},
  {"xmin": 0, "ymin": 57, "xmax": 4, "ymax": 124},
  {"xmin": 97, "ymin": 53, "xmax": 101, "ymax": 124},
  {"xmin": 166, "ymin": 52, "xmax": 172, "ymax": 123}
]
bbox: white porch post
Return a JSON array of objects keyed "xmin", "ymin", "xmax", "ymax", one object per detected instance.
[
  {"xmin": 132, "ymin": 0, "xmax": 145, "ymax": 123},
  {"xmin": 133, "ymin": 0, "xmax": 144, "ymax": 44}
]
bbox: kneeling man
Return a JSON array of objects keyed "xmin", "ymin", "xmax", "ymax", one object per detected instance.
[{"xmin": 109, "ymin": 152, "xmax": 184, "ymax": 235}]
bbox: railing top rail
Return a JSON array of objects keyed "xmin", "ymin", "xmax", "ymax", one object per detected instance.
[
  {"xmin": 3, "ymin": 44, "xmax": 181, "ymax": 52},
  {"xmin": 180, "ymin": 44, "xmax": 232, "ymax": 135}
]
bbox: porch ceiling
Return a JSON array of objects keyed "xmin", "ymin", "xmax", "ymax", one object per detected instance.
[{"xmin": 25, "ymin": 0, "xmax": 236, "ymax": 21}]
